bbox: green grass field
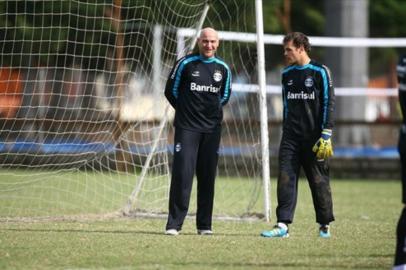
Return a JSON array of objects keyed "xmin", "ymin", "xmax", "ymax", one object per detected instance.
[{"xmin": 0, "ymin": 175, "xmax": 402, "ymax": 270}]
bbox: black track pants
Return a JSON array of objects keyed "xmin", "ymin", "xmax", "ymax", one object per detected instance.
[
  {"xmin": 394, "ymin": 129, "xmax": 406, "ymax": 268},
  {"xmin": 166, "ymin": 128, "xmax": 221, "ymax": 231},
  {"xmin": 399, "ymin": 129, "xmax": 406, "ymax": 204},
  {"xmin": 394, "ymin": 207, "xmax": 406, "ymax": 268},
  {"xmin": 276, "ymin": 136, "xmax": 335, "ymax": 225}
]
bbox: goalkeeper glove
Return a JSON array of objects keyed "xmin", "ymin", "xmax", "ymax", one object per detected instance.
[{"xmin": 312, "ymin": 129, "xmax": 334, "ymax": 160}]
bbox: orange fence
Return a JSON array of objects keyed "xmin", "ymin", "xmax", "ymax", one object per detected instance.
[{"xmin": 0, "ymin": 68, "xmax": 22, "ymax": 118}]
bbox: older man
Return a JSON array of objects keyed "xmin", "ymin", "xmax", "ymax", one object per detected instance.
[{"xmin": 164, "ymin": 27, "xmax": 232, "ymax": 236}]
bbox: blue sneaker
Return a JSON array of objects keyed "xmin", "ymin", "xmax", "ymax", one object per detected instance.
[
  {"xmin": 319, "ymin": 225, "xmax": 330, "ymax": 238},
  {"xmin": 261, "ymin": 225, "xmax": 289, "ymax": 238}
]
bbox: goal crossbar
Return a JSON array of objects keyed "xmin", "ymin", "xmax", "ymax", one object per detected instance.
[{"xmin": 178, "ymin": 28, "xmax": 406, "ymax": 47}]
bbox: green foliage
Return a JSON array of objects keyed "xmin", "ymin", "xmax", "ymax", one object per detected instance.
[
  {"xmin": 368, "ymin": 0, "xmax": 406, "ymax": 74},
  {"xmin": 370, "ymin": 0, "xmax": 406, "ymax": 37},
  {"xmin": 290, "ymin": 0, "xmax": 324, "ymax": 35},
  {"xmin": 1, "ymin": 0, "xmax": 405, "ymax": 70},
  {"xmin": 122, "ymin": 0, "xmax": 204, "ymax": 27},
  {"xmin": 0, "ymin": 0, "xmax": 208, "ymax": 69},
  {"xmin": 0, "ymin": 1, "xmax": 114, "ymax": 68},
  {"xmin": 262, "ymin": 2, "xmax": 282, "ymax": 33},
  {"xmin": 207, "ymin": 0, "xmax": 255, "ymax": 32}
]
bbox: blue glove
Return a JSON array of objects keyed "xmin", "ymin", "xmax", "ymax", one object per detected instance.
[{"xmin": 312, "ymin": 129, "xmax": 334, "ymax": 160}]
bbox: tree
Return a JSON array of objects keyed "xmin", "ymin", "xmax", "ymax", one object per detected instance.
[
  {"xmin": 369, "ymin": 0, "xmax": 406, "ymax": 76},
  {"xmin": 0, "ymin": 1, "xmax": 114, "ymax": 69}
]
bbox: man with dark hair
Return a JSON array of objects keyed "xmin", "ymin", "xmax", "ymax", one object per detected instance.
[
  {"xmin": 261, "ymin": 32, "xmax": 335, "ymax": 238},
  {"xmin": 394, "ymin": 54, "xmax": 406, "ymax": 270},
  {"xmin": 164, "ymin": 27, "xmax": 232, "ymax": 236}
]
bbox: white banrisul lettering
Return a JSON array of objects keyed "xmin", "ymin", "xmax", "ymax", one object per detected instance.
[
  {"xmin": 287, "ymin": 91, "xmax": 315, "ymax": 100},
  {"xmin": 190, "ymin": 82, "xmax": 220, "ymax": 93}
]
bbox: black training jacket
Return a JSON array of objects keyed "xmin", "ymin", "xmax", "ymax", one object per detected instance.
[
  {"xmin": 165, "ymin": 53, "xmax": 232, "ymax": 132},
  {"xmin": 281, "ymin": 60, "xmax": 335, "ymax": 139},
  {"xmin": 398, "ymin": 54, "xmax": 406, "ymax": 126}
]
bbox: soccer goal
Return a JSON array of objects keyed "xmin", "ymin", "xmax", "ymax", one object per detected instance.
[
  {"xmin": 0, "ymin": 0, "xmax": 272, "ymax": 221},
  {"xmin": 1, "ymin": 1, "xmax": 405, "ymax": 222}
]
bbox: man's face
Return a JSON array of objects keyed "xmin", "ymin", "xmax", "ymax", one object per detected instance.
[
  {"xmin": 283, "ymin": 40, "xmax": 303, "ymax": 65},
  {"xmin": 198, "ymin": 30, "xmax": 219, "ymax": 58}
]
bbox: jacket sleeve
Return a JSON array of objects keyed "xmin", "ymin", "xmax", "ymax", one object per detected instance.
[
  {"xmin": 164, "ymin": 58, "xmax": 184, "ymax": 109},
  {"xmin": 397, "ymin": 55, "xmax": 406, "ymax": 125},
  {"xmin": 320, "ymin": 65, "xmax": 335, "ymax": 131},
  {"xmin": 220, "ymin": 64, "xmax": 232, "ymax": 106},
  {"xmin": 281, "ymin": 74, "xmax": 287, "ymax": 124}
]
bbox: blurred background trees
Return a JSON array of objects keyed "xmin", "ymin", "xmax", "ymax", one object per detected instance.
[{"xmin": 1, "ymin": 0, "xmax": 405, "ymax": 69}]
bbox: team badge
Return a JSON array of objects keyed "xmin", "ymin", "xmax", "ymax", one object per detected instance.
[
  {"xmin": 213, "ymin": 71, "xmax": 222, "ymax": 82},
  {"xmin": 175, "ymin": 143, "xmax": 181, "ymax": 152},
  {"xmin": 304, "ymin": 77, "xmax": 313, "ymax": 87}
]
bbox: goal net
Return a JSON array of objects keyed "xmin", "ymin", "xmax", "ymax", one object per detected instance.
[
  {"xmin": 1, "ymin": 0, "xmax": 403, "ymax": 222},
  {"xmin": 0, "ymin": 0, "xmax": 266, "ymax": 220}
]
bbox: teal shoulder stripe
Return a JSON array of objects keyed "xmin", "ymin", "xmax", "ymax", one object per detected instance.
[
  {"xmin": 212, "ymin": 57, "xmax": 232, "ymax": 104},
  {"xmin": 282, "ymin": 85, "xmax": 287, "ymax": 119},
  {"xmin": 172, "ymin": 55, "xmax": 200, "ymax": 98},
  {"xmin": 307, "ymin": 64, "xmax": 329, "ymax": 128},
  {"xmin": 282, "ymin": 65, "xmax": 297, "ymax": 74}
]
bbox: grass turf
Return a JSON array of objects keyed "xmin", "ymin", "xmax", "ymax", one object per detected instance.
[{"xmin": 0, "ymin": 178, "xmax": 401, "ymax": 269}]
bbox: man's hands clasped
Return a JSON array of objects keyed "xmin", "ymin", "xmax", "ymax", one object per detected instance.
[{"xmin": 312, "ymin": 129, "xmax": 334, "ymax": 160}]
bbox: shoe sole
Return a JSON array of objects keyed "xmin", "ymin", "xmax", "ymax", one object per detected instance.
[
  {"xmin": 319, "ymin": 234, "xmax": 330, "ymax": 238},
  {"xmin": 165, "ymin": 230, "xmax": 179, "ymax": 236},
  {"xmin": 197, "ymin": 230, "xmax": 213, "ymax": 235},
  {"xmin": 261, "ymin": 232, "xmax": 289, "ymax": 238}
]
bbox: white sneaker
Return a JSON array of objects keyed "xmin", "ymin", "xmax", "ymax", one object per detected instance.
[
  {"xmin": 165, "ymin": 229, "xmax": 179, "ymax": 236},
  {"xmin": 197, "ymin": 229, "xmax": 213, "ymax": 235}
]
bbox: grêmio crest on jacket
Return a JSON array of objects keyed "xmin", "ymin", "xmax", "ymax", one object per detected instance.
[
  {"xmin": 213, "ymin": 70, "xmax": 223, "ymax": 82},
  {"xmin": 304, "ymin": 76, "xmax": 314, "ymax": 87}
]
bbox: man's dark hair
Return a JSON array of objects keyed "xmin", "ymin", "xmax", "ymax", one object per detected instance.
[{"xmin": 283, "ymin": 32, "xmax": 311, "ymax": 53}]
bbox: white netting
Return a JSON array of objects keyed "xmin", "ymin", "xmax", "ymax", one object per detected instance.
[
  {"xmin": 2, "ymin": 0, "xmax": 402, "ymax": 221},
  {"xmin": 0, "ymin": 0, "xmax": 266, "ymax": 220}
]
